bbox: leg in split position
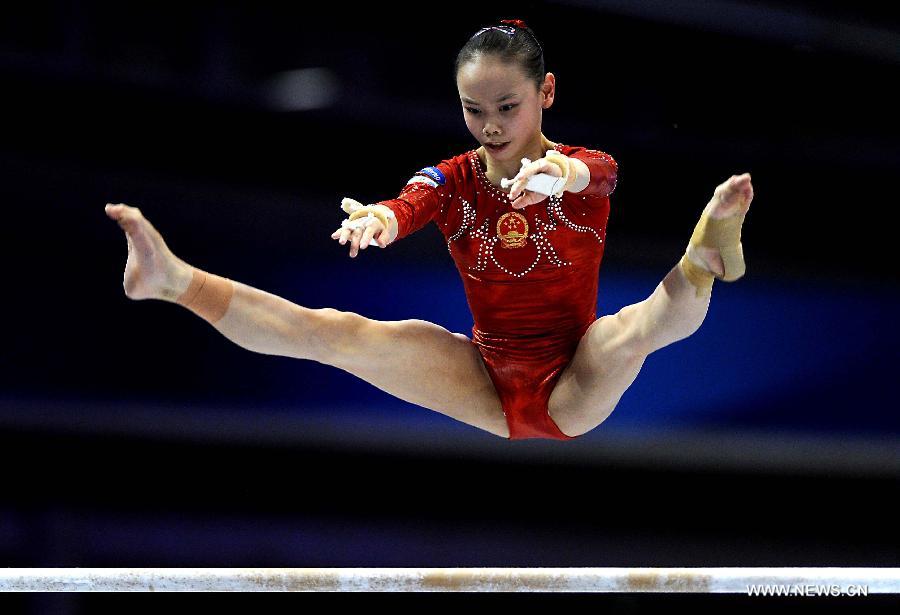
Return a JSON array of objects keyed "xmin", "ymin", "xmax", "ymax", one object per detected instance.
[
  {"xmin": 548, "ymin": 174, "xmax": 755, "ymax": 437},
  {"xmin": 104, "ymin": 204, "xmax": 509, "ymax": 438}
]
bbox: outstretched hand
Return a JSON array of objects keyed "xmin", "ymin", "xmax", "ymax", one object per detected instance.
[{"xmin": 331, "ymin": 199, "xmax": 394, "ymax": 258}]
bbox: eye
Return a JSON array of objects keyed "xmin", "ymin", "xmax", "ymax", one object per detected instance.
[
  {"xmin": 500, "ymin": 104, "xmax": 517, "ymax": 112},
  {"xmin": 464, "ymin": 107, "xmax": 481, "ymax": 115}
]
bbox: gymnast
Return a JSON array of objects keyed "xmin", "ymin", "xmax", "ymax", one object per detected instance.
[{"xmin": 105, "ymin": 19, "xmax": 754, "ymax": 440}]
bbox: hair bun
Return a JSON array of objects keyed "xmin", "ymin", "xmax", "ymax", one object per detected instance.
[{"xmin": 500, "ymin": 19, "xmax": 529, "ymax": 30}]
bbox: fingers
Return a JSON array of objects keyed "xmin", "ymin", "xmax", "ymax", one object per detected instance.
[
  {"xmin": 359, "ymin": 223, "xmax": 378, "ymax": 249},
  {"xmin": 509, "ymin": 170, "xmax": 534, "ymax": 201},
  {"xmin": 508, "ymin": 159, "xmax": 559, "ymax": 202},
  {"xmin": 509, "ymin": 179, "xmax": 527, "ymax": 202},
  {"xmin": 510, "ymin": 191, "xmax": 544, "ymax": 210},
  {"xmin": 331, "ymin": 218, "xmax": 387, "ymax": 258},
  {"xmin": 349, "ymin": 221, "xmax": 376, "ymax": 257},
  {"xmin": 332, "ymin": 227, "xmax": 353, "ymax": 244}
]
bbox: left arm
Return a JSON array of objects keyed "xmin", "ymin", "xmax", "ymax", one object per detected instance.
[
  {"xmin": 508, "ymin": 148, "xmax": 617, "ymax": 208},
  {"xmin": 567, "ymin": 149, "xmax": 617, "ymax": 198}
]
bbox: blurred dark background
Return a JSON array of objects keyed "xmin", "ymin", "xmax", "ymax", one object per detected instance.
[{"xmin": 0, "ymin": 0, "xmax": 898, "ymax": 610}]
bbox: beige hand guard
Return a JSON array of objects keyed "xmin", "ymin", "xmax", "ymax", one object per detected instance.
[
  {"xmin": 340, "ymin": 198, "xmax": 398, "ymax": 245},
  {"xmin": 501, "ymin": 150, "xmax": 589, "ymax": 197},
  {"xmin": 542, "ymin": 150, "xmax": 580, "ymax": 196}
]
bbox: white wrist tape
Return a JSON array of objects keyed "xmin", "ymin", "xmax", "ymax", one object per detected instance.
[
  {"xmin": 500, "ymin": 156, "xmax": 569, "ymax": 197},
  {"xmin": 500, "ymin": 172, "xmax": 565, "ymax": 197}
]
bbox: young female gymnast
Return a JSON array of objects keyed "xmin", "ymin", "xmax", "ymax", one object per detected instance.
[{"xmin": 105, "ymin": 19, "xmax": 754, "ymax": 440}]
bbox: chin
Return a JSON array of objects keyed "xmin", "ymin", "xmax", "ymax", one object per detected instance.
[{"xmin": 483, "ymin": 141, "xmax": 516, "ymax": 159}]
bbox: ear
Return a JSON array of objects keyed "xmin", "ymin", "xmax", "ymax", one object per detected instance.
[{"xmin": 540, "ymin": 72, "xmax": 556, "ymax": 109}]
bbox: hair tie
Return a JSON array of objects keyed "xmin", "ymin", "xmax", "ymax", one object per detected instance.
[
  {"xmin": 499, "ymin": 19, "xmax": 542, "ymax": 55},
  {"xmin": 469, "ymin": 19, "xmax": 542, "ymax": 55},
  {"xmin": 500, "ymin": 19, "xmax": 529, "ymax": 30}
]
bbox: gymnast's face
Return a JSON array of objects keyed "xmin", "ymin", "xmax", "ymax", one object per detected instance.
[{"xmin": 456, "ymin": 55, "xmax": 555, "ymax": 164}]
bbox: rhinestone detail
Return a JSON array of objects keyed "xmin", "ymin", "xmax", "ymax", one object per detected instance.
[{"xmin": 443, "ymin": 145, "xmax": 603, "ymax": 278}]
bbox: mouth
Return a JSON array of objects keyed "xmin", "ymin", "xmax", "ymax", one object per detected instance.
[{"xmin": 485, "ymin": 141, "xmax": 510, "ymax": 153}]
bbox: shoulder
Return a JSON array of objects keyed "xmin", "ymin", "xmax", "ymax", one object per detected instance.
[
  {"xmin": 429, "ymin": 150, "xmax": 481, "ymax": 188},
  {"xmin": 418, "ymin": 150, "xmax": 477, "ymax": 182},
  {"xmin": 558, "ymin": 143, "xmax": 617, "ymax": 163},
  {"xmin": 398, "ymin": 151, "xmax": 477, "ymax": 197}
]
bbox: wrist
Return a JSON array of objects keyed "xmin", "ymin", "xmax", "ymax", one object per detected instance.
[
  {"xmin": 567, "ymin": 157, "xmax": 590, "ymax": 193},
  {"xmin": 342, "ymin": 199, "xmax": 398, "ymax": 244},
  {"xmin": 544, "ymin": 151, "xmax": 588, "ymax": 196},
  {"xmin": 368, "ymin": 204, "xmax": 399, "ymax": 243}
]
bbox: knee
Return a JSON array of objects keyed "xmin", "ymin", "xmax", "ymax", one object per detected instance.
[
  {"xmin": 549, "ymin": 412, "xmax": 593, "ymax": 438},
  {"xmin": 553, "ymin": 419, "xmax": 586, "ymax": 439},
  {"xmin": 314, "ymin": 313, "xmax": 442, "ymax": 365},
  {"xmin": 551, "ymin": 404, "xmax": 619, "ymax": 438},
  {"xmin": 597, "ymin": 308, "xmax": 653, "ymax": 360}
]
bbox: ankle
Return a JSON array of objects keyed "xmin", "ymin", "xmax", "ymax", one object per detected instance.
[
  {"xmin": 679, "ymin": 253, "xmax": 714, "ymax": 298},
  {"xmin": 174, "ymin": 268, "xmax": 235, "ymax": 324},
  {"xmin": 159, "ymin": 259, "xmax": 195, "ymax": 303}
]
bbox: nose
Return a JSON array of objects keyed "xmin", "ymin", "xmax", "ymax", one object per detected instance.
[{"xmin": 482, "ymin": 124, "xmax": 501, "ymax": 137}]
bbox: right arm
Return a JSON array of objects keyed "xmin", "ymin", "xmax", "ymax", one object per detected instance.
[{"xmin": 332, "ymin": 162, "xmax": 455, "ymax": 257}]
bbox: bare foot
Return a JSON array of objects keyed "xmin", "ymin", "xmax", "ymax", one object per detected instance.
[
  {"xmin": 686, "ymin": 173, "xmax": 754, "ymax": 277},
  {"xmin": 104, "ymin": 203, "xmax": 193, "ymax": 301}
]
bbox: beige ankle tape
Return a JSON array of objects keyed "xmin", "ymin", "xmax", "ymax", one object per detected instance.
[
  {"xmin": 690, "ymin": 212, "xmax": 746, "ymax": 282},
  {"xmin": 176, "ymin": 269, "xmax": 235, "ymax": 324},
  {"xmin": 690, "ymin": 211, "xmax": 744, "ymax": 246},
  {"xmin": 679, "ymin": 254, "xmax": 714, "ymax": 298}
]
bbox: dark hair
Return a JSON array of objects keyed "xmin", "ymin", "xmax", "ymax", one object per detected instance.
[{"xmin": 454, "ymin": 19, "xmax": 546, "ymax": 91}]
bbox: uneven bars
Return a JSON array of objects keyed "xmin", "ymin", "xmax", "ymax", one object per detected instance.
[{"xmin": 1, "ymin": 568, "xmax": 899, "ymax": 592}]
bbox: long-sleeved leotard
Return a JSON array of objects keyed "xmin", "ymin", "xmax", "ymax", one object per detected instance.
[{"xmin": 377, "ymin": 144, "xmax": 618, "ymax": 440}]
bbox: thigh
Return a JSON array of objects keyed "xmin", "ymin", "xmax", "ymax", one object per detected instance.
[
  {"xmin": 547, "ymin": 306, "xmax": 648, "ymax": 437},
  {"xmin": 316, "ymin": 310, "xmax": 508, "ymax": 438}
]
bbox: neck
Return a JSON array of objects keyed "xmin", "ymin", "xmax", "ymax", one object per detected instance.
[{"xmin": 479, "ymin": 133, "xmax": 556, "ymax": 190}]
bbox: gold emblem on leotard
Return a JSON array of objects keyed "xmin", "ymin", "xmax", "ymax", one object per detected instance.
[{"xmin": 497, "ymin": 211, "xmax": 528, "ymax": 249}]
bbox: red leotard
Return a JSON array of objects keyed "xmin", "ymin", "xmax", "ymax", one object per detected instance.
[{"xmin": 377, "ymin": 143, "xmax": 618, "ymax": 440}]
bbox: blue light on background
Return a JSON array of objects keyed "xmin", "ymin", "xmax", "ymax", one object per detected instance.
[{"xmin": 260, "ymin": 262, "xmax": 899, "ymax": 438}]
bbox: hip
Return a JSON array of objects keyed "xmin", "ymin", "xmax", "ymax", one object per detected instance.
[{"xmin": 470, "ymin": 318, "xmax": 595, "ymax": 363}]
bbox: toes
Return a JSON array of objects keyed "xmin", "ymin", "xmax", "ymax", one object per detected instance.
[
  {"xmin": 105, "ymin": 203, "xmax": 143, "ymax": 222},
  {"xmin": 117, "ymin": 211, "xmax": 140, "ymax": 229},
  {"xmin": 720, "ymin": 174, "xmax": 750, "ymax": 195},
  {"xmin": 730, "ymin": 174, "xmax": 752, "ymax": 194},
  {"xmin": 730, "ymin": 174, "xmax": 754, "ymax": 201}
]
